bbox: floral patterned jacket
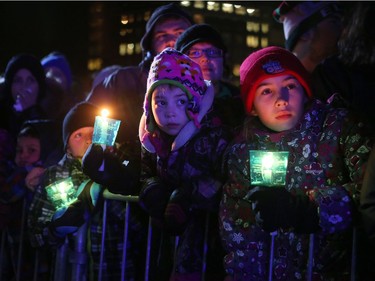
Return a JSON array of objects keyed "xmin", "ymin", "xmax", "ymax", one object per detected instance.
[{"xmin": 219, "ymin": 99, "xmax": 373, "ymax": 281}]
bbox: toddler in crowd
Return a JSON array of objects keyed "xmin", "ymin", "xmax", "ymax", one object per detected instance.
[
  {"xmin": 27, "ymin": 101, "xmax": 143, "ymax": 280},
  {"xmin": 138, "ymin": 47, "xmax": 232, "ymax": 280},
  {"xmin": 1, "ymin": 120, "xmax": 59, "ymax": 280}
]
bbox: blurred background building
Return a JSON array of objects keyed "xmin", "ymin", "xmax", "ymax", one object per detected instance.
[
  {"xmin": 88, "ymin": 1, "xmax": 284, "ymax": 87},
  {"xmin": 1, "ymin": 1, "xmax": 284, "ymax": 94}
]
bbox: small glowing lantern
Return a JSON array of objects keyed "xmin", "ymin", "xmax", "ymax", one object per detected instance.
[
  {"xmin": 92, "ymin": 108, "xmax": 121, "ymax": 146},
  {"xmin": 249, "ymin": 150, "xmax": 289, "ymax": 186},
  {"xmin": 45, "ymin": 177, "xmax": 76, "ymax": 209}
]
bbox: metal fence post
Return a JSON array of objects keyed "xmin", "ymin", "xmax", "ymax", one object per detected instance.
[
  {"xmin": 69, "ymin": 223, "xmax": 88, "ymax": 281},
  {"xmin": 54, "ymin": 237, "xmax": 69, "ymax": 281}
]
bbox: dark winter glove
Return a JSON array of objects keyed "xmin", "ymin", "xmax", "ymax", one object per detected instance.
[
  {"xmin": 164, "ymin": 186, "xmax": 192, "ymax": 236},
  {"xmin": 139, "ymin": 178, "xmax": 171, "ymax": 225},
  {"xmin": 82, "ymin": 143, "xmax": 139, "ymax": 194},
  {"xmin": 48, "ymin": 181, "xmax": 101, "ymax": 241},
  {"xmin": 247, "ymin": 187, "xmax": 319, "ymax": 233}
]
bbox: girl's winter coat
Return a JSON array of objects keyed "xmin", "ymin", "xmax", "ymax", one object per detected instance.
[{"xmin": 219, "ymin": 99, "xmax": 373, "ymax": 280}]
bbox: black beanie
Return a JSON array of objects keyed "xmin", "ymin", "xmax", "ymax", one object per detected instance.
[
  {"xmin": 62, "ymin": 102, "xmax": 99, "ymax": 150},
  {"xmin": 140, "ymin": 3, "xmax": 193, "ymax": 54},
  {"xmin": 4, "ymin": 53, "xmax": 46, "ymax": 102},
  {"xmin": 175, "ymin": 24, "xmax": 227, "ymax": 54}
]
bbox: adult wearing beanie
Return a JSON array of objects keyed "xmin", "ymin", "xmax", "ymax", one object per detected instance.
[
  {"xmin": 41, "ymin": 52, "xmax": 72, "ymax": 92},
  {"xmin": 175, "ymin": 24, "xmax": 245, "ymax": 128},
  {"xmin": 86, "ymin": 3, "xmax": 193, "ymax": 142},
  {"xmin": 272, "ymin": 1, "xmax": 343, "ymax": 73},
  {"xmin": 0, "ymin": 53, "xmax": 47, "ymax": 137},
  {"xmin": 40, "ymin": 51, "xmax": 77, "ymax": 131},
  {"xmin": 140, "ymin": 3, "xmax": 193, "ymax": 66}
]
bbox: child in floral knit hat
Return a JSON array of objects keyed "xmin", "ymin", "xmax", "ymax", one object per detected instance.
[
  {"xmin": 219, "ymin": 46, "xmax": 374, "ymax": 280},
  {"xmin": 138, "ymin": 47, "xmax": 231, "ymax": 280}
]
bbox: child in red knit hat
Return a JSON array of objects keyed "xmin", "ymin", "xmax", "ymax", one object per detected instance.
[{"xmin": 219, "ymin": 46, "xmax": 373, "ymax": 280}]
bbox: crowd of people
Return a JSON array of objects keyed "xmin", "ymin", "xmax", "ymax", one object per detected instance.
[{"xmin": 0, "ymin": 1, "xmax": 374, "ymax": 281}]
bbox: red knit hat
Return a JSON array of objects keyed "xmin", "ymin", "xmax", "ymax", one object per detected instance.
[{"xmin": 240, "ymin": 46, "xmax": 312, "ymax": 114}]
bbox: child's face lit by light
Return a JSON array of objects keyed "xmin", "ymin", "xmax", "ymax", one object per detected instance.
[
  {"xmin": 151, "ymin": 85, "xmax": 190, "ymax": 136},
  {"xmin": 67, "ymin": 127, "xmax": 94, "ymax": 159},
  {"xmin": 251, "ymin": 74, "xmax": 307, "ymax": 132}
]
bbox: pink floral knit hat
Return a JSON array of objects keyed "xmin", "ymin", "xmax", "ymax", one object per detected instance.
[{"xmin": 143, "ymin": 47, "xmax": 207, "ymax": 133}]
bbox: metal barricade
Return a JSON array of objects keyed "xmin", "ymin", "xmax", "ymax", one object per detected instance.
[
  {"xmin": 0, "ymin": 193, "xmax": 360, "ymax": 281},
  {"xmin": 99, "ymin": 190, "xmax": 139, "ymax": 281},
  {"xmin": 100, "ymin": 189, "xmax": 211, "ymax": 281}
]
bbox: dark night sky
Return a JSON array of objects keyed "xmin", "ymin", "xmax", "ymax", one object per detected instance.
[{"xmin": 0, "ymin": 2, "xmax": 90, "ymax": 80}]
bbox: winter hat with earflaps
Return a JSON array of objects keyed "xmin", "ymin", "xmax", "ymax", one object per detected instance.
[
  {"xmin": 139, "ymin": 47, "xmax": 214, "ymax": 154},
  {"xmin": 240, "ymin": 46, "xmax": 312, "ymax": 115}
]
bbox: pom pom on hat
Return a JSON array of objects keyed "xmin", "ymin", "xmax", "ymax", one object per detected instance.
[
  {"xmin": 140, "ymin": 3, "xmax": 193, "ymax": 53},
  {"xmin": 175, "ymin": 24, "xmax": 227, "ymax": 54},
  {"xmin": 273, "ymin": 1, "xmax": 342, "ymax": 50},
  {"xmin": 240, "ymin": 46, "xmax": 312, "ymax": 114},
  {"xmin": 62, "ymin": 102, "xmax": 99, "ymax": 150},
  {"xmin": 41, "ymin": 52, "xmax": 73, "ymax": 90},
  {"xmin": 144, "ymin": 47, "xmax": 207, "ymax": 133}
]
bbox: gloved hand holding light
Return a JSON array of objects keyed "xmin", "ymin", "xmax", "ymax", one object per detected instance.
[
  {"xmin": 45, "ymin": 177, "xmax": 75, "ymax": 210},
  {"xmin": 249, "ymin": 150, "xmax": 289, "ymax": 187},
  {"xmin": 92, "ymin": 108, "xmax": 121, "ymax": 171}
]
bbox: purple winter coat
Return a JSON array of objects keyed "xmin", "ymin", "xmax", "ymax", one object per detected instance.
[{"xmin": 219, "ymin": 99, "xmax": 373, "ymax": 281}]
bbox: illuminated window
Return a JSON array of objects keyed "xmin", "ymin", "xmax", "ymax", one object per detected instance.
[
  {"xmin": 207, "ymin": 2, "xmax": 220, "ymax": 11},
  {"xmin": 193, "ymin": 14, "xmax": 204, "ymax": 24},
  {"xmin": 261, "ymin": 23, "xmax": 269, "ymax": 34},
  {"xmin": 247, "ymin": 22, "xmax": 260, "ymax": 33},
  {"xmin": 119, "ymin": 43, "xmax": 137, "ymax": 56},
  {"xmin": 87, "ymin": 58, "xmax": 103, "ymax": 71},
  {"xmin": 180, "ymin": 1, "xmax": 190, "ymax": 7},
  {"xmin": 121, "ymin": 15, "xmax": 129, "ymax": 25},
  {"xmin": 246, "ymin": 35, "xmax": 259, "ymax": 48},
  {"xmin": 144, "ymin": 11, "xmax": 151, "ymax": 21},
  {"xmin": 261, "ymin": 37, "xmax": 269, "ymax": 48},
  {"xmin": 247, "ymin": 8, "xmax": 255, "ymax": 15},
  {"xmin": 120, "ymin": 29, "xmax": 127, "ymax": 36},
  {"xmin": 234, "ymin": 5, "xmax": 246, "ymax": 15},
  {"xmin": 232, "ymin": 64, "xmax": 240, "ymax": 77},
  {"xmin": 127, "ymin": 43, "xmax": 135, "ymax": 55},
  {"xmin": 194, "ymin": 1, "xmax": 205, "ymax": 9},
  {"xmin": 135, "ymin": 43, "xmax": 142, "ymax": 54},
  {"xmin": 222, "ymin": 3, "xmax": 233, "ymax": 13}
]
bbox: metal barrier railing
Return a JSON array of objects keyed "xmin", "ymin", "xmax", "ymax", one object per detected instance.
[{"xmin": 0, "ymin": 191, "xmax": 360, "ymax": 281}]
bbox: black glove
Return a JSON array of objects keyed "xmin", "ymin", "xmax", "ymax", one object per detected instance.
[
  {"xmin": 164, "ymin": 186, "xmax": 192, "ymax": 236},
  {"xmin": 82, "ymin": 143, "xmax": 139, "ymax": 194},
  {"xmin": 139, "ymin": 178, "xmax": 171, "ymax": 226},
  {"xmin": 48, "ymin": 180, "xmax": 101, "ymax": 241},
  {"xmin": 247, "ymin": 187, "xmax": 319, "ymax": 233}
]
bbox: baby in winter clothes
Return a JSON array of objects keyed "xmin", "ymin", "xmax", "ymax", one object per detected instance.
[{"xmin": 138, "ymin": 47, "xmax": 231, "ymax": 281}]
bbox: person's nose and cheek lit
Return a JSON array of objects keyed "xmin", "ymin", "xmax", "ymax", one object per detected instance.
[
  {"xmin": 275, "ymin": 89, "xmax": 289, "ymax": 108},
  {"xmin": 165, "ymin": 104, "xmax": 177, "ymax": 119}
]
